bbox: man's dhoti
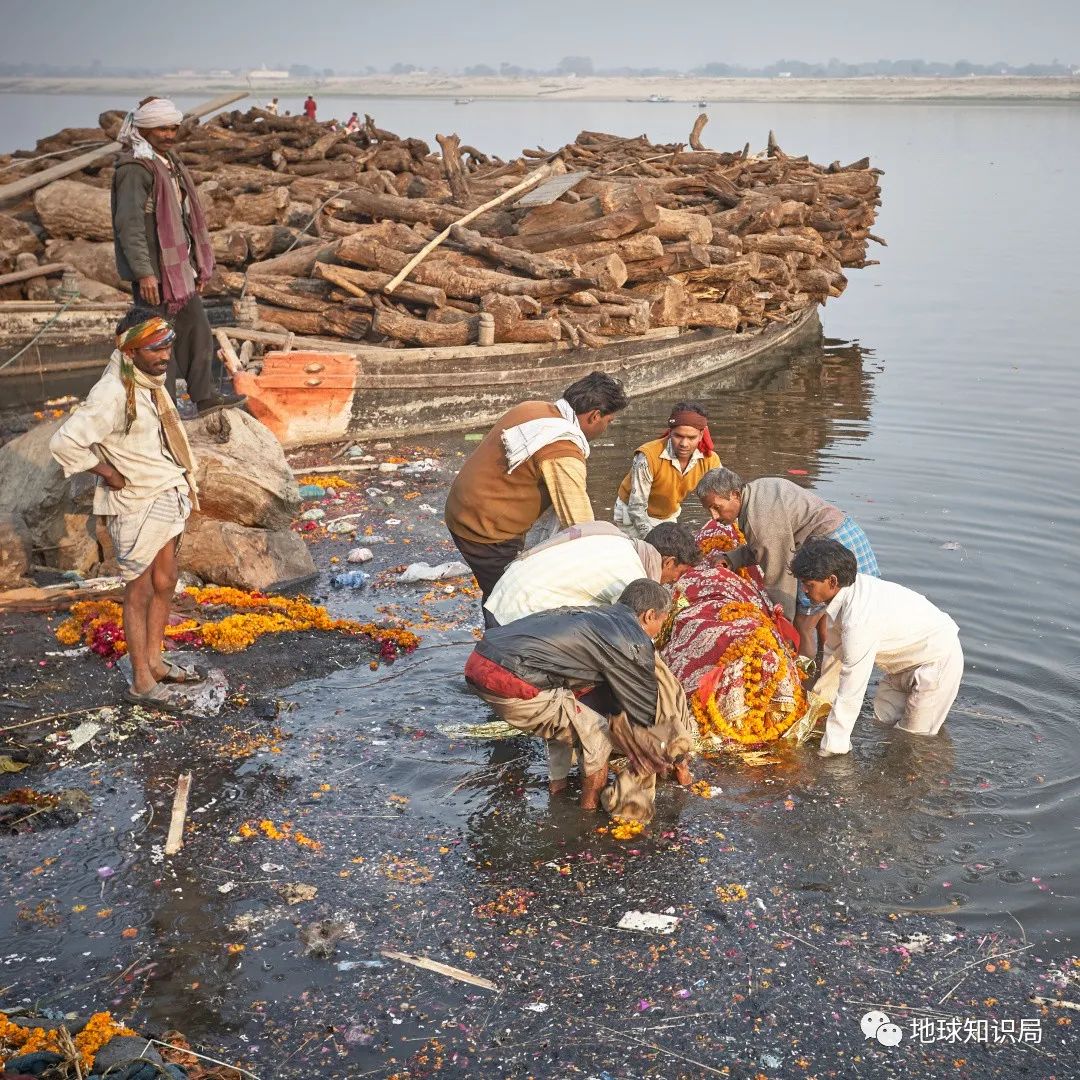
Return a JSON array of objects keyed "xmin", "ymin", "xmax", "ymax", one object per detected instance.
[
  {"xmin": 105, "ymin": 486, "xmax": 190, "ymax": 582},
  {"xmin": 471, "ymin": 685, "xmax": 611, "ymax": 781}
]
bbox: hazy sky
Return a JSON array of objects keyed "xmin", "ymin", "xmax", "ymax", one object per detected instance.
[{"xmin": 1, "ymin": 0, "xmax": 1076, "ymax": 70}]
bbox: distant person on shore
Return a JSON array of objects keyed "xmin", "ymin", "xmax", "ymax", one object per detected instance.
[
  {"xmin": 484, "ymin": 521, "xmax": 701, "ymax": 626},
  {"xmin": 265, "ymin": 97, "xmax": 280, "ymax": 115},
  {"xmin": 111, "ymin": 96, "xmax": 245, "ymax": 416},
  {"xmin": 444, "ymin": 372, "xmax": 629, "ymax": 611},
  {"xmin": 49, "ymin": 309, "xmax": 206, "ymax": 713},
  {"xmin": 614, "ymin": 401, "xmax": 722, "ymax": 539},
  {"xmin": 344, "ymin": 111, "xmax": 361, "ymax": 134},
  {"xmin": 464, "ymin": 579, "xmax": 693, "ymax": 813},
  {"xmin": 303, "ymin": 95, "xmax": 317, "ymax": 120},
  {"xmin": 695, "ymin": 467, "xmax": 878, "ymax": 658},
  {"xmin": 792, "ymin": 539, "xmax": 963, "ymax": 757}
]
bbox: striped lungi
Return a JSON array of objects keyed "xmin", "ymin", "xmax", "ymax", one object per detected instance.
[
  {"xmin": 797, "ymin": 514, "xmax": 879, "ymax": 613},
  {"xmin": 105, "ymin": 486, "xmax": 190, "ymax": 583}
]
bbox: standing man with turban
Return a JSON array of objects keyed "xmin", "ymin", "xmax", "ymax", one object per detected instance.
[
  {"xmin": 614, "ymin": 401, "xmax": 722, "ymax": 539},
  {"xmin": 50, "ymin": 308, "xmax": 206, "ymax": 713},
  {"xmin": 111, "ymin": 96, "xmax": 245, "ymax": 416}
]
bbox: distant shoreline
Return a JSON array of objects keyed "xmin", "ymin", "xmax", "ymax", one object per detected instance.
[{"xmin": 2, "ymin": 74, "xmax": 1080, "ymax": 103}]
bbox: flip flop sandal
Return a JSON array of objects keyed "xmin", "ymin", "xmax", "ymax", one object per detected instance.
[
  {"xmin": 159, "ymin": 660, "xmax": 207, "ymax": 685},
  {"xmin": 123, "ymin": 684, "xmax": 185, "ymax": 715}
]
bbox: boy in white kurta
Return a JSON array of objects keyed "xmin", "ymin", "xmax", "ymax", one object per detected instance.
[{"xmin": 792, "ymin": 538, "xmax": 963, "ymax": 757}]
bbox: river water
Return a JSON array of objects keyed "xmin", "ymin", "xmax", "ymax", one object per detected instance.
[{"xmin": 2, "ymin": 95, "xmax": 1079, "ymax": 1062}]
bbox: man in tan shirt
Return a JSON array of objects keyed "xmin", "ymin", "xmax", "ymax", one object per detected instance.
[
  {"xmin": 50, "ymin": 308, "xmax": 205, "ymax": 713},
  {"xmin": 444, "ymin": 371, "xmax": 629, "ymax": 610}
]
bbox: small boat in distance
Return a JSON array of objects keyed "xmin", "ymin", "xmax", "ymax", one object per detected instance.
[
  {"xmin": 454, "ymin": 97, "xmax": 474, "ymax": 105},
  {"xmin": 697, "ymin": 100, "xmax": 708, "ymax": 107},
  {"xmin": 625, "ymin": 94, "xmax": 673, "ymax": 103}
]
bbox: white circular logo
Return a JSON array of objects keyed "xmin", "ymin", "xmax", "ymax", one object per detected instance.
[{"xmin": 861, "ymin": 1010, "xmax": 904, "ymax": 1046}]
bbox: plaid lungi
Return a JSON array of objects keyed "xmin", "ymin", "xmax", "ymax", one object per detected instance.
[
  {"xmin": 797, "ymin": 514, "xmax": 879, "ymax": 613},
  {"xmin": 105, "ymin": 486, "xmax": 190, "ymax": 583}
]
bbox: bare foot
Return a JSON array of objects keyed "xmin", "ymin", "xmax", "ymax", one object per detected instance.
[
  {"xmin": 672, "ymin": 761, "xmax": 693, "ymax": 786},
  {"xmin": 548, "ymin": 778, "xmax": 568, "ymax": 796}
]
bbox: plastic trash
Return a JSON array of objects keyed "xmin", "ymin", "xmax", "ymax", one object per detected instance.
[
  {"xmin": 398, "ymin": 561, "xmax": 471, "ymax": 583},
  {"xmin": 300, "ymin": 508, "xmax": 325, "ymax": 521},
  {"xmin": 378, "ymin": 462, "xmax": 399, "ymax": 473},
  {"xmin": 347, "ymin": 547, "xmax": 374, "ymax": 563},
  {"xmin": 330, "ymin": 570, "xmax": 369, "ymax": 588},
  {"xmin": 326, "ymin": 519, "xmax": 358, "ymax": 534},
  {"xmin": 398, "ymin": 458, "xmax": 440, "ymax": 475},
  {"xmin": 298, "ymin": 484, "xmax": 325, "ymax": 500}
]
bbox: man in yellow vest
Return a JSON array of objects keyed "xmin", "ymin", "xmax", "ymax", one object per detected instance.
[
  {"xmin": 444, "ymin": 372, "xmax": 629, "ymax": 609},
  {"xmin": 614, "ymin": 402, "xmax": 721, "ymax": 539}
]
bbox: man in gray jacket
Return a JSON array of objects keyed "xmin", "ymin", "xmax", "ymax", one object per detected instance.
[{"xmin": 112, "ymin": 97, "xmax": 244, "ymax": 416}]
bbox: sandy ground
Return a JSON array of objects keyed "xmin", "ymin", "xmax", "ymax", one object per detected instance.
[{"xmin": 3, "ymin": 74, "xmax": 1080, "ymax": 102}]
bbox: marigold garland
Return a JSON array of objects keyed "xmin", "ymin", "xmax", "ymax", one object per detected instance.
[
  {"xmin": 54, "ymin": 587, "xmax": 420, "ymax": 660},
  {"xmin": 1, "ymin": 1010, "xmax": 136, "ymax": 1071},
  {"xmin": 296, "ymin": 473, "xmax": 353, "ymax": 490},
  {"xmin": 690, "ymin": 602, "xmax": 807, "ymax": 746},
  {"xmin": 699, "ymin": 524, "xmax": 755, "ymax": 581}
]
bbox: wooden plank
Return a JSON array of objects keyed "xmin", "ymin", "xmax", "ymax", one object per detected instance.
[
  {"xmin": 516, "ymin": 170, "xmax": 591, "ymax": 207},
  {"xmin": 0, "ymin": 91, "xmax": 248, "ymax": 204},
  {"xmin": 0, "ymin": 262, "xmax": 71, "ymax": 287}
]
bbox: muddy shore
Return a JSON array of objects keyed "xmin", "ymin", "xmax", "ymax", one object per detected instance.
[{"xmin": 2, "ymin": 433, "xmax": 1078, "ymax": 1079}]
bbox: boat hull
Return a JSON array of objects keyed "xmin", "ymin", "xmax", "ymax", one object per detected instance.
[{"xmin": 234, "ymin": 307, "xmax": 822, "ymax": 447}]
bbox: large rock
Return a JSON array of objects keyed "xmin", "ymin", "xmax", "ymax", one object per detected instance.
[
  {"xmin": 0, "ymin": 412, "xmax": 305, "ymax": 584},
  {"xmin": 180, "ymin": 516, "xmax": 315, "ymax": 591},
  {"xmin": 45, "ymin": 237, "xmax": 124, "ymax": 290},
  {"xmin": 33, "ymin": 179, "xmax": 113, "ymax": 241},
  {"xmin": 0, "ymin": 512, "xmax": 33, "ymax": 588},
  {"xmin": 187, "ymin": 408, "xmax": 301, "ymax": 529}
]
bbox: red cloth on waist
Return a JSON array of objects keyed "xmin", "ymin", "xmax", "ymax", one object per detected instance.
[{"xmin": 465, "ymin": 651, "xmax": 539, "ymax": 699}]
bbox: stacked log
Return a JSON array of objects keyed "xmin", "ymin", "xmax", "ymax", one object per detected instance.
[{"xmin": 0, "ymin": 109, "xmax": 883, "ymax": 346}]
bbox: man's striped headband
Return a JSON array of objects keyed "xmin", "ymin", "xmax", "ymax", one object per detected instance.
[{"xmin": 117, "ymin": 316, "xmax": 175, "ymax": 353}]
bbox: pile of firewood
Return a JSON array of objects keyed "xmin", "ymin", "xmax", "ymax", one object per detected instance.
[{"xmin": 0, "ymin": 107, "xmax": 884, "ymax": 347}]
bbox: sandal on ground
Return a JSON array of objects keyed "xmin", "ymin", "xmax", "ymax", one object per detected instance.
[
  {"xmin": 123, "ymin": 683, "xmax": 185, "ymax": 715},
  {"xmin": 158, "ymin": 660, "xmax": 207, "ymax": 685}
]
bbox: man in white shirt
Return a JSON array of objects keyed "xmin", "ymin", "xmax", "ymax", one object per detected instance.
[{"xmin": 791, "ymin": 538, "xmax": 963, "ymax": 757}]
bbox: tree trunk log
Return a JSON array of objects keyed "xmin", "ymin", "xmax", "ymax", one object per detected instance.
[
  {"xmin": 328, "ymin": 187, "xmax": 467, "ymax": 229},
  {"xmin": 33, "ymin": 179, "xmax": 112, "ymax": 241},
  {"xmin": 648, "ymin": 207, "xmax": 713, "ymax": 244},
  {"xmin": 505, "ymin": 188, "xmax": 659, "ymax": 253},
  {"xmin": 579, "ymin": 252, "xmax": 628, "ymax": 290},
  {"xmin": 246, "ymin": 239, "xmax": 341, "ymax": 278},
  {"xmin": 231, "ymin": 186, "xmax": 290, "ymax": 226},
  {"xmin": 373, "ymin": 306, "xmax": 473, "ymax": 346},
  {"xmin": 448, "ymin": 224, "xmax": 578, "ymax": 278},
  {"xmin": 688, "ymin": 113, "xmax": 709, "ymax": 152},
  {"xmin": 314, "ymin": 261, "xmax": 447, "ymax": 307},
  {"xmin": 436, "ymin": 133, "xmax": 471, "ymax": 206},
  {"xmin": 546, "ymin": 232, "xmax": 663, "ymax": 265},
  {"xmin": 685, "ymin": 302, "xmax": 740, "ymax": 330},
  {"xmin": 516, "ymin": 196, "xmax": 603, "ymax": 236}
]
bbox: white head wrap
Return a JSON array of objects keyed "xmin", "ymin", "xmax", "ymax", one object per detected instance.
[{"xmin": 117, "ymin": 98, "xmax": 184, "ymax": 159}]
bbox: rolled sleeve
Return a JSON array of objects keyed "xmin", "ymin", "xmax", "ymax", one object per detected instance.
[
  {"xmin": 539, "ymin": 456, "xmax": 594, "ymax": 529},
  {"xmin": 49, "ymin": 392, "xmax": 124, "ymax": 478},
  {"xmin": 624, "ymin": 452, "xmax": 656, "ymax": 539}
]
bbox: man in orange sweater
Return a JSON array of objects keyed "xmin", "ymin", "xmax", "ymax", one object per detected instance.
[{"xmin": 444, "ymin": 372, "xmax": 629, "ymax": 608}]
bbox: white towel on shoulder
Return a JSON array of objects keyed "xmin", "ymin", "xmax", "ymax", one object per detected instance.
[{"xmin": 501, "ymin": 398, "xmax": 590, "ymax": 474}]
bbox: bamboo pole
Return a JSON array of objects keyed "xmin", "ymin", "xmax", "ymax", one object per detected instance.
[
  {"xmin": 382, "ymin": 160, "xmax": 559, "ymax": 295},
  {"xmin": 0, "ymin": 91, "xmax": 248, "ymax": 204}
]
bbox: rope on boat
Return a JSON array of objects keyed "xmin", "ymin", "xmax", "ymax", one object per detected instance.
[{"xmin": 0, "ymin": 296, "xmax": 78, "ymax": 372}]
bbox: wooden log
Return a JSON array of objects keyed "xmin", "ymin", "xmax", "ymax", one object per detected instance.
[
  {"xmin": 648, "ymin": 207, "xmax": 713, "ymax": 244},
  {"xmin": 164, "ymin": 772, "xmax": 193, "ymax": 856},
  {"xmin": 436, "ymin": 133, "xmax": 471, "ymax": 205},
  {"xmin": 16, "ymin": 253, "xmax": 51, "ymax": 300},
  {"xmin": 211, "ymin": 229, "xmax": 250, "ymax": 267},
  {"xmin": 516, "ymin": 196, "xmax": 603, "ymax": 235},
  {"xmin": 328, "ymin": 187, "xmax": 467, "ymax": 230},
  {"xmin": 623, "ymin": 243, "xmax": 710, "ymax": 284},
  {"xmin": 219, "ymin": 274, "xmax": 330, "ymax": 312},
  {"xmin": 547, "ymin": 232, "xmax": 663, "ymax": 265},
  {"xmin": 313, "ymin": 261, "xmax": 447, "ymax": 307},
  {"xmin": 33, "ymin": 179, "xmax": 112, "ymax": 241},
  {"xmin": 0, "ymin": 260, "xmax": 71, "ymax": 288},
  {"xmin": 688, "ymin": 113, "xmax": 709, "ymax": 152},
  {"xmin": 213, "ymin": 329, "xmax": 243, "ymax": 375},
  {"xmin": 231, "ymin": 186, "xmax": 290, "ymax": 226},
  {"xmin": 578, "ymin": 252, "xmax": 627, "ymax": 290},
  {"xmin": 685, "ymin": 302, "xmax": 740, "ymax": 330},
  {"xmin": 448, "ymin": 224, "xmax": 577, "ymax": 278},
  {"xmin": 0, "ymin": 91, "xmax": 248, "ymax": 204},
  {"xmin": 742, "ymin": 233, "xmax": 824, "ymax": 258},
  {"xmin": 246, "ymin": 239, "xmax": 341, "ymax": 278},
  {"xmin": 373, "ymin": 306, "xmax": 473, "ymax": 347},
  {"xmin": 627, "ymin": 280, "xmax": 693, "ymax": 327},
  {"xmin": 505, "ymin": 188, "xmax": 660, "ymax": 253}
]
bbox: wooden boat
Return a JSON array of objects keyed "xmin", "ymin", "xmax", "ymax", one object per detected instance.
[
  {"xmin": 223, "ymin": 306, "xmax": 821, "ymax": 447},
  {"xmin": 0, "ymin": 298, "xmax": 233, "ymax": 378}
]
